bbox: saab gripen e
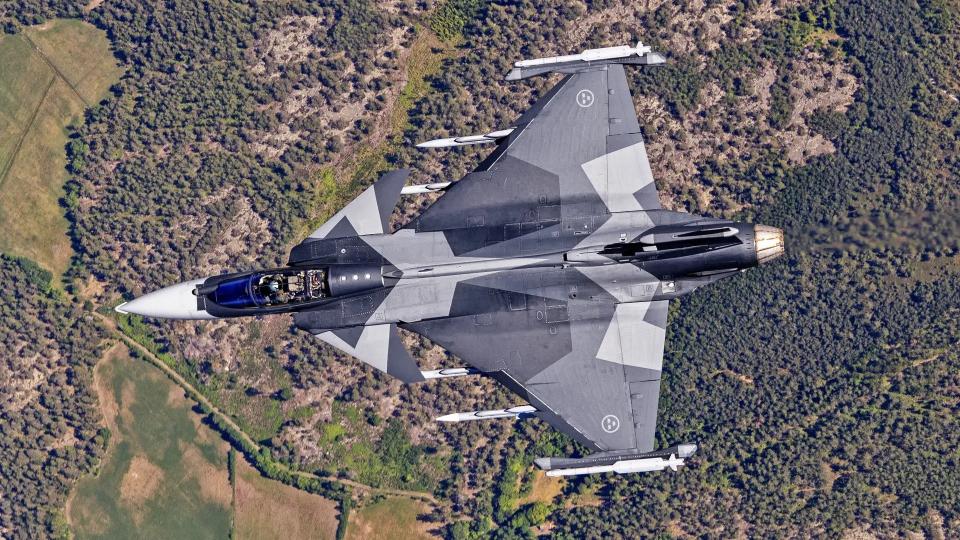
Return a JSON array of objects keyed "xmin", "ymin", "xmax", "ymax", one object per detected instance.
[{"xmin": 118, "ymin": 42, "xmax": 785, "ymax": 476}]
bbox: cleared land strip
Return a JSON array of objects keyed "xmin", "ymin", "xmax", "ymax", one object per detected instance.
[
  {"xmin": 0, "ymin": 75, "xmax": 55, "ymax": 190},
  {"xmin": 92, "ymin": 311, "xmax": 438, "ymax": 505},
  {"xmin": 21, "ymin": 32, "xmax": 91, "ymax": 107}
]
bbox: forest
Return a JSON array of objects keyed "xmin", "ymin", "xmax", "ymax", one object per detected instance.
[
  {"xmin": 0, "ymin": 256, "xmax": 106, "ymax": 536},
  {"xmin": 0, "ymin": 0, "xmax": 958, "ymax": 538}
]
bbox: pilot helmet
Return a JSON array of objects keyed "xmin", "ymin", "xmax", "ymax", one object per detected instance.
[{"xmin": 267, "ymin": 280, "xmax": 280, "ymax": 293}]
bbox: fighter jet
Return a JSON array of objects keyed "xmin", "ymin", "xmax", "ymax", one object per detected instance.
[{"xmin": 117, "ymin": 42, "xmax": 784, "ymax": 476}]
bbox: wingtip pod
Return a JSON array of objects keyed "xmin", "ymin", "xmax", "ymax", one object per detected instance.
[
  {"xmin": 545, "ymin": 455, "xmax": 686, "ymax": 477},
  {"xmin": 420, "ymin": 367, "xmax": 480, "ymax": 379},
  {"xmin": 401, "ymin": 182, "xmax": 452, "ymax": 195},
  {"xmin": 538, "ymin": 443, "xmax": 698, "ymax": 476}
]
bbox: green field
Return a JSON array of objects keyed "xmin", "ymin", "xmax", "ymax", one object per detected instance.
[
  {"xmin": 0, "ymin": 19, "xmax": 122, "ymax": 276},
  {"xmin": 67, "ymin": 345, "xmax": 233, "ymax": 539}
]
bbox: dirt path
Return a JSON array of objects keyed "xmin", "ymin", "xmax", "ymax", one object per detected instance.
[{"xmin": 92, "ymin": 311, "xmax": 439, "ymax": 505}]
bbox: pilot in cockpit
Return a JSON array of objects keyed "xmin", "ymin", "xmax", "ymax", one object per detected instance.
[{"xmin": 260, "ymin": 276, "xmax": 283, "ymax": 302}]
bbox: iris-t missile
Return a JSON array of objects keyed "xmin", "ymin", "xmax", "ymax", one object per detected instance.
[
  {"xmin": 400, "ymin": 182, "xmax": 452, "ymax": 195},
  {"xmin": 416, "ymin": 128, "xmax": 515, "ymax": 149},
  {"xmin": 436, "ymin": 405, "xmax": 536, "ymax": 422},
  {"xmin": 420, "ymin": 367, "xmax": 480, "ymax": 379},
  {"xmin": 514, "ymin": 41, "xmax": 652, "ymax": 68}
]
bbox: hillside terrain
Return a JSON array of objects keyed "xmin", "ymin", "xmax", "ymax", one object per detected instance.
[{"xmin": 0, "ymin": 0, "xmax": 958, "ymax": 538}]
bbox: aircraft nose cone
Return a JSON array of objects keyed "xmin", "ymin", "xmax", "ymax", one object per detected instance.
[
  {"xmin": 754, "ymin": 224, "xmax": 785, "ymax": 264},
  {"xmin": 115, "ymin": 278, "xmax": 216, "ymax": 320}
]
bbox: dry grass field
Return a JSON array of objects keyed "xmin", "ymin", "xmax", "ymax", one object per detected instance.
[
  {"xmin": 233, "ymin": 457, "xmax": 340, "ymax": 540},
  {"xmin": 0, "ymin": 19, "xmax": 121, "ymax": 277},
  {"xmin": 346, "ymin": 496, "xmax": 435, "ymax": 540}
]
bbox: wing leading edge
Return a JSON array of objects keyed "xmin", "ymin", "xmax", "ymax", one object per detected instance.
[{"xmin": 409, "ymin": 62, "xmax": 661, "ymax": 234}]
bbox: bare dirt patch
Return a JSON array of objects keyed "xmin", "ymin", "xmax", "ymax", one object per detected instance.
[
  {"xmin": 82, "ymin": 0, "xmax": 104, "ymax": 13},
  {"xmin": 780, "ymin": 51, "xmax": 857, "ymax": 164},
  {"xmin": 246, "ymin": 15, "xmax": 412, "ymax": 162},
  {"xmin": 78, "ymin": 274, "xmax": 107, "ymax": 300},
  {"xmin": 2, "ymin": 360, "xmax": 47, "ymax": 414},
  {"xmin": 174, "ymin": 190, "xmax": 272, "ymax": 276},
  {"xmin": 640, "ymin": 53, "xmax": 857, "ymax": 214},
  {"xmin": 118, "ymin": 378, "xmax": 136, "ymax": 428},
  {"xmin": 517, "ymin": 470, "xmax": 565, "ymax": 506},
  {"xmin": 178, "ymin": 442, "xmax": 232, "ymax": 507},
  {"xmin": 0, "ymin": 290, "xmax": 69, "ymax": 413},
  {"xmin": 248, "ymin": 15, "xmax": 328, "ymax": 76},
  {"xmin": 713, "ymin": 369, "xmax": 755, "ymax": 385},
  {"xmin": 119, "ymin": 454, "xmax": 164, "ymax": 523},
  {"xmin": 166, "ymin": 383, "xmax": 185, "ymax": 407},
  {"xmin": 664, "ymin": 0, "xmax": 735, "ymax": 55},
  {"xmin": 820, "ymin": 461, "xmax": 837, "ymax": 492}
]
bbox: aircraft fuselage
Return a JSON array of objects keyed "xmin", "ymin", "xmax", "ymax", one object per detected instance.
[{"xmin": 117, "ymin": 210, "xmax": 784, "ymax": 327}]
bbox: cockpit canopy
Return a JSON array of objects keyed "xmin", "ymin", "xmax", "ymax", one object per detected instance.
[
  {"xmin": 199, "ymin": 264, "xmax": 385, "ymax": 315},
  {"xmin": 207, "ymin": 268, "xmax": 329, "ymax": 309}
]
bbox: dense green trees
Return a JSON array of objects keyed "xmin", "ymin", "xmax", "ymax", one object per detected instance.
[{"xmin": 0, "ymin": 256, "xmax": 107, "ymax": 537}]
